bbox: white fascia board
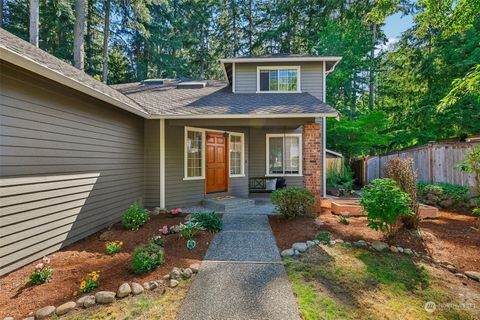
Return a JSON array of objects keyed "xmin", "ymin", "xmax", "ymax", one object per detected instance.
[
  {"xmin": 1, "ymin": 46, "xmax": 149, "ymax": 118},
  {"xmin": 220, "ymin": 57, "xmax": 342, "ymax": 63}
]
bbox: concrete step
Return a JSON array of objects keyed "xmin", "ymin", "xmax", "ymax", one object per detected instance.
[{"xmin": 201, "ymin": 197, "xmax": 255, "ymax": 212}]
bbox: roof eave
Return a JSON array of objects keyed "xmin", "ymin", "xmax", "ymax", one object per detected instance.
[
  {"xmin": 0, "ymin": 46, "xmax": 149, "ymax": 118},
  {"xmin": 220, "ymin": 56, "xmax": 342, "ymax": 64},
  {"xmin": 149, "ymin": 112, "xmax": 339, "ymax": 119}
]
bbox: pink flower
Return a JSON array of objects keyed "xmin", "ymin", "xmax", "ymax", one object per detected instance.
[
  {"xmin": 171, "ymin": 208, "xmax": 182, "ymax": 215},
  {"xmin": 35, "ymin": 263, "xmax": 44, "ymax": 270},
  {"xmin": 162, "ymin": 225, "xmax": 168, "ymax": 235},
  {"xmin": 43, "ymin": 256, "xmax": 50, "ymax": 265}
]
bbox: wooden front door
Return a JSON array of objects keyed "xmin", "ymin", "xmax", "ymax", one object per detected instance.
[{"xmin": 206, "ymin": 131, "xmax": 228, "ymax": 193}]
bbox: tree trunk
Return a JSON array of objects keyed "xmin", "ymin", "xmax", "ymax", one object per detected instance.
[
  {"xmin": 74, "ymin": 0, "xmax": 86, "ymax": 70},
  {"xmin": 29, "ymin": 0, "xmax": 39, "ymax": 46},
  {"xmin": 369, "ymin": 22, "xmax": 376, "ymax": 111},
  {"xmin": 102, "ymin": 0, "xmax": 110, "ymax": 83}
]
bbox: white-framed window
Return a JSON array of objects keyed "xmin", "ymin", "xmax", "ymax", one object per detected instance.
[
  {"xmin": 184, "ymin": 127, "xmax": 205, "ymax": 180},
  {"xmin": 257, "ymin": 66, "xmax": 301, "ymax": 93},
  {"xmin": 229, "ymin": 133, "xmax": 244, "ymax": 177},
  {"xmin": 266, "ymin": 133, "xmax": 302, "ymax": 176}
]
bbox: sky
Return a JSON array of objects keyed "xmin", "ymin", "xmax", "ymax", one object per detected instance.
[{"xmin": 383, "ymin": 12, "xmax": 414, "ymax": 41}]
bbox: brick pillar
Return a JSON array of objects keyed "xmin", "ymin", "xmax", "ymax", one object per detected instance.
[{"xmin": 303, "ymin": 122, "xmax": 323, "ymax": 211}]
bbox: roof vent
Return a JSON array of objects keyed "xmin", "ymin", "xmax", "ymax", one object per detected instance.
[
  {"xmin": 176, "ymin": 81, "xmax": 207, "ymax": 89},
  {"xmin": 141, "ymin": 79, "xmax": 164, "ymax": 86}
]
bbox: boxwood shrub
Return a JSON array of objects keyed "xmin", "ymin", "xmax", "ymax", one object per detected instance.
[
  {"xmin": 131, "ymin": 244, "xmax": 164, "ymax": 274},
  {"xmin": 271, "ymin": 187, "xmax": 315, "ymax": 219}
]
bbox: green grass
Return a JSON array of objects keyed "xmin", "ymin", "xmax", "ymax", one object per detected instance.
[{"xmin": 284, "ymin": 245, "xmax": 478, "ymax": 320}]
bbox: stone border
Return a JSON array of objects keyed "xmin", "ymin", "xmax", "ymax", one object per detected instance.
[
  {"xmin": 280, "ymin": 238, "xmax": 479, "ymax": 283},
  {"xmin": 5, "ymin": 264, "xmax": 200, "ymax": 320}
]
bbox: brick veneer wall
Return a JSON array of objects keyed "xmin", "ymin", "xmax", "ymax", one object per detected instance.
[{"xmin": 303, "ymin": 122, "xmax": 323, "ymax": 211}]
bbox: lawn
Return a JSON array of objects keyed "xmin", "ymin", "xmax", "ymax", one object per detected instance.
[{"xmin": 284, "ymin": 244, "xmax": 480, "ymax": 320}]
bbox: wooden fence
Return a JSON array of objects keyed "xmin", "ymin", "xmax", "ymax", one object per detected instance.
[{"xmin": 353, "ymin": 142, "xmax": 478, "ymax": 188}]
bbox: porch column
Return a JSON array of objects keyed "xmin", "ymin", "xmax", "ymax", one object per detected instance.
[{"xmin": 303, "ymin": 122, "xmax": 323, "ymax": 211}]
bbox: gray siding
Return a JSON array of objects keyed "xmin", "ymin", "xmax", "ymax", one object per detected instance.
[
  {"xmin": 234, "ymin": 62, "xmax": 324, "ymax": 101},
  {"xmin": 0, "ymin": 62, "xmax": 144, "ymax": 275},
  {"xmin": 144, "ymin": 120, "xmax": 160, "ymax": 207}
]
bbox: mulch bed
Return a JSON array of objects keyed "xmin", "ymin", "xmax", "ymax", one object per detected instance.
[
  {"xmin": 0, "ymin": 215, "xmax": 214, "ymax": 319},
  {"xmin": 269, "ymin": 209, "xmax": 480, "ymax": 272}
]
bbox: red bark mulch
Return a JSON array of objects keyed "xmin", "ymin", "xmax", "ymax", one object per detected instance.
[
  {"xmin": 269, "ymin": 209, "xmax": 480, "ymax": 272},
  {"xmin": 0, "ymin": 215, "xmax": 214, "ymax": 319}
]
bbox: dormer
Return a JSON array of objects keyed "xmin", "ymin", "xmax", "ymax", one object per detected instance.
[{"xmin": 220, "ymin": 54, "xmax": 341, "ymax": 102}]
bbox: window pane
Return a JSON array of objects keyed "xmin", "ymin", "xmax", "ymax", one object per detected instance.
[
  {"xmin": 269, "ymin": 70, "xmax": 278, "ymax": 91},
  {"xmin": 285, "ymin": 136, "xmax": 300, "ymax": 174},
  {"xmin": 269, "ymin": 137, "xmax": 284, "ymax": 174},
  {"xmin": 230, "ymin": 135, "xmax": 242, "ymax": 175},
  {"xmin": 187, "ymin": 131, "xmax": 202, "ymax": 177},
  {"xmin": 260, "ymin": 71, "xmax": 270, "ymax": 91}
]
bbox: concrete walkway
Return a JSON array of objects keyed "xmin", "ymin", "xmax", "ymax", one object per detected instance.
[{"xmin": 177, "ymin": 209, "xmax": 301, "ymax": 320}]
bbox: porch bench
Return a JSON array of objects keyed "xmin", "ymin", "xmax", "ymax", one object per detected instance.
[{"xmin": 249, "ymin": 177, "xmax": 286, "ymax": 193}]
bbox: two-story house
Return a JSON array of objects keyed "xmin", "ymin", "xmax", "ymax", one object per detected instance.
[{"xmin": 0, "ymin": 29, "xmax": 340, "ymax": 274}]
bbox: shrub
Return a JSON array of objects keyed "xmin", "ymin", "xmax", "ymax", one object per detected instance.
[
  {"xmin": 326, "ymin": 163, "xmax": 354, "ymax": 193},
  {"xmin": 473, "ymin": 207, "xmax": 480, "ymax": 218},
  {"xmin": 190, "ymin": 212, "xmax": 223, "ymax": 233},
  {"xmin": 80, "ymin": 271, "xmax": 100, "ymax": 293},
  {"xmin": 339, "ymin": 215, "xmax": 349, "ymax": 225},
  {"xmin": 131, "ymin": 244, "xmax": 165, "ymax": 274},
  {"xmin": 105, "ymin": 240, "xmax": 123, "ymax": 255},
  {"xmin": 122, "ymin": 201, "xmax": 149, "ymax": 230},
  {"xmin": 417, "ymin": 182, "xmax": 468, "ymax": 208},
  {"xmin": 384, "ymin": 158, "xmax": 419, "ymax": 228},
  {"xmin": 271, "ymin": 187, "xmax": 315, "ymax": 219},
  {"xmin": 177, "ymin": 222, "xmax": 204, "ymax": 239},
  {"xmin": 151, "ymin": 235, "xmax": 165, "ymax": 246},
  {"xmin": 315, "ymin": 231, "xmax": 331, "ymax": 243},
  {"xmin": 360, "ymin": 179, "xmax": 412, "ymax": 237},
  {"xmin": 455, "ymin": 146, "xmax": 480, "ymax": 195},
  {"xmin": 26, "ymin": 256, "xmax": 53, "ymax": 286}
]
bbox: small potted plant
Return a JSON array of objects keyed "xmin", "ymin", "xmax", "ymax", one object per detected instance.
[{"xmin": 26, "ymin": 256, "xmax": 54, "ymax": 286}]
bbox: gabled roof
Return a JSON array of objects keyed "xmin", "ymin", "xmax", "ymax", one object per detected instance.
[
  {"xmin": 112, "ymin": 80, "xmax": 339, "ymax": 119},
  {"xmin": 0, "ymin": 28, "xmax": 148, "ymax": 117}
]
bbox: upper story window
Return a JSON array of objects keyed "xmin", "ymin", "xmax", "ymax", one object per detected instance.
[{"xmin": 257, "ymin": 66, "xmax": 300, "ymax": 93}]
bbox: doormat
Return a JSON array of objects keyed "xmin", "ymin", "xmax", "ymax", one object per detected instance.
[{"xmin": 212, "ymin": 196, "xmax": 236, "ymax": 201}]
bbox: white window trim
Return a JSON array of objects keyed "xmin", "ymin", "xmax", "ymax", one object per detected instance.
[
  {"xmin": 184, "ymin": 126, "xmax": 206, "ymax": 181},
  {"xmin": 183, "ymin": 126, "xmax": 245, "ymax": 180},
  {"xmin": 256, "ymin": 66, "xmax": 301, "ymax": 93},
  {"xmin": 266, "ymin": 133, "xmax": 303, "ymax": 177},
  {"xmin": 229, "ymin": 132, "xmax": 245, "ymax": 178}
]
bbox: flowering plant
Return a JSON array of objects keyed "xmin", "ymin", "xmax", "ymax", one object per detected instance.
[
  {"xmin": 26, "ymin": 256, "xmax": 53, "ymax": 286},
  {"xmin": 161, "ymin": 225, "xmax": 177, "ymax": 235},
  {"xmin": 170, "ymin": 208, "xmax": 182, "ymax": 215},
  {"xmin": 80, "ymin": 271, "xmax": 100, "ymax": 293},
  {"xmin": 151, "ymin": 235, "xmax": 165, "ymax": 246},
  {"xmin": 105, "ymin": 240, "xmax": 123, "ymax": 255}
]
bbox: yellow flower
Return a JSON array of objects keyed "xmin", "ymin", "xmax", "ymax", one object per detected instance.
[{"xmin": 92, "ymin": 275, "xmax": 99, "ymax": 281}]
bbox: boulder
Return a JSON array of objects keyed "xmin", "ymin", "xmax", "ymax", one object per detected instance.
[
  {"xmin": 3, "ymin": 317, "xmax": 14, "ymax": 320},
  {"xmin": 465, "ymin": 271, "xmax": 480, "ymax": 282},
  {"xmin": 397, "ymin": 247, "xmax": 404, "ymax": 253},
  {"xmin": 445, "ymin": 265, "xmax": 457, "ymax": 273},
  {"xmin": 306, "ymin": 240, "xmax": 315, "ymax": 248},
  {"xmin": 404, "ymin": 248, "xmax": 413, "ymax": 255},
  {"xmin": 169, "ymin": 279, "xmax": 179, "ymax": 288},
  {"xmin": 34, "ymin": 306, "xmax": 55, "ymax": 320},
  {"xmin": 143, "ymin": 281, "xmax": 159, "ymax": 290},
  {"xmin": 131, "ymin": 282, "xmax": 144, "ymax": 295},
  {"xmin": 55, "ymin": 301, "xmax": 76, "ymax": 316},
  {"xmin": 95, "ymin": 291, "xmax": 116, "ymax": 304},
  {"xmin": 170, "ymin": 267, "xmax": 183, "ymax": 280},
  {"xmin": 313, "ymin": 240, "xmax": 320, "ymax": 244},
  {"xmin": 281, "ymin": 249, "xmax": 295, "ymax": 257},
  {"xmin": 117, "ymin": 282, "xmax": 132, "ymax": 298},
  {"xmin": 189, "ymin": 263, "xmax": 200, "ymax": 273},
  {"xmin": 439, "ymin": 198, "xmax": 453, "ymax": 208},
  {"xmin": 83, "ymin": 295, "xmax": 96, "ymax": 308},
  {"xmin": 163, "ymin": 274, "xmax": 171, "ymax": 280},
  {"xmin": 335, "ymin": 239, "xmax": 344, "ymax": 244},
  {"xmin": 329, "ymin": 240, "xmax": 336, "ymax": 246},
  {"xmin": 353, "ymin": 240, "xmax": 368, "ymax": 248},
  {"xmin": 455, "ymin": 273, "xmax": 467, "ymax": 279},
  {"xmin": 389, "ymin": 246, "xmax": 398, "ymax": 253},
  {"xmin": 76, "ymin": 296, "xmax": 87, "ymax": 306},
  {"xmin": 182, "ymin": 268, "xmax": 193, "ymax": 279},
  {"xmin": 371, "ymin": 241, "xmax": 389, "ymax": 252},
  {"xmin": 292, "ymin": 242, "xmax": 308, "ymax": 252},
  {"xmin": 293, "ymin": 249, "xmax": 300, "ymax": 256}
]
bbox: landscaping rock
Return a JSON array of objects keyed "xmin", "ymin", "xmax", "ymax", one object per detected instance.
[
  {"xmin": 117, "ymin": 282, "xmax": 132, "ymax": 298},
  {"xmin": 445, "ymin": 265, "xmax": 457, "ymax": 273},
  {"xmin": 4, "ymin": 317, "xmax": 14, "ymax": 320},
  {"xmin": 389, "ymin": 245, "xmax": 398, "ymax": 253},
  {"xmin": 143, "ymin": 281, "xmax": 159, "ymax": 290},
  {"xmin": 169, "ymin": 279, "xmax": 179, "ymax": 288},
  {"xmin": 83, "ymin": 296, "xmax": 96, "ymax": 308},
  {"xmin": 95, "ymin": 291, "xmax": 116, "ymax": 304},
  {"xmin": 294, "ymin": 249, "xmax": 300, "ymax": 255},
  {"xmin": 23, "ymin": 318, "xmax": 34, "ymax": 320},
  {"xmin": 55, "ymin": 301, "xmax": 76, "ymax": 316},
  {"xmin": 313, "ymin": 240, "xmax": 320, "ymax": 244},
  {"xmin": 329, "ymin": 240, "xmax": 336, "ymax": 246},
  {"xmin": 404, "ymin": 248, "xmax": 413, "ymax": 255},
  {"xmin": 411, "ymin": 230, "xmax": 423, "ymax": 238},
  {"xmin": 371, "ymin": 241, "xmax": 389, "ymax": 252},
  {"xmin": 182, "ymin": 268, "xmax": 193, "ymax": 279},
  {"xmin": 314, "ymin": 220, "xmax": 324, "ymax": 227},
  {"xmin": 465, "ymin": 271, "xmax": 480, "ymax": 282},
  {"xmin": 281, "ymin": 249, "xmax": 295, "ymax": 257},
  {"xmin": 397, "ymin": 246, "xmax": 404, "ymax": 253},
  {"xmin": 455, "ymin": 273, "xmax": 467, "ymax": 279},
  {"xmin": 439, "ymin": 198, "xmax": 453, "ymax": 208},
  {"xmin": 189, "ymin": 263, "xmax": 200, "ymax": 273},
  {"xmin": 35, "ymin": 306, "xmax": 55, "ymax": 319},
  {"xmin": 335, "ymin": 239, "xmax": 344, "ymax": 243},
  {"xmin": 170, "ymin": 267, "xmax": 183, "ymax": 280},
  {"xmin": 292, "ymin": 242, "xmax": 308, "ymax": 252},
  {"xmin": 131, "ymin": 282, "xmax": 144, "ymax": 295},
  {"xmin": 353, "ymin": 240, "xmax": 368, "ymax": 248},
  {"xmin": 163, "ymin": 274, "xmax": 171, "ymax": 280},
  {"xmin": 344, "ymin": 241, "xmax": 352, "ymax": 246},
  {"xmin": 306, "ymin": 240, "xmax": 315, "ymax": 248}
]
